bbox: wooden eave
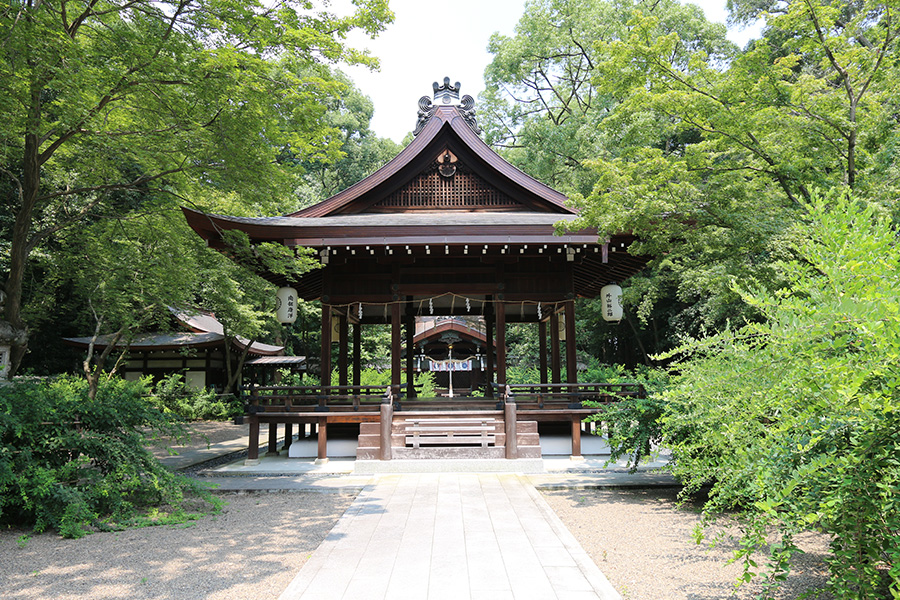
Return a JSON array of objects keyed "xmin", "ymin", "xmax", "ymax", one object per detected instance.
[
  {"xmin": 290, "ymin": 106, "xmax": 573, "ymax": 217},
  {"xmin": 413, "ymin": 322, "xmax": 489, "ymax": 347},
  {"xmin": 181, "ymin": 209, "xmax": 600, "ymax": 250}
]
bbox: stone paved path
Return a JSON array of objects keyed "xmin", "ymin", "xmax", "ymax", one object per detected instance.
[{"xmin": 277, "ymin": 473, "xmax": 620, "ymax": 600}]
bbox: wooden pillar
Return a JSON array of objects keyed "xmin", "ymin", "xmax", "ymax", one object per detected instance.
[
  {"xmin": 266, "ymin": 421, "xmax": 279, "ymax": 456},
  {"xmin": 282, "ymin": 422, "xmax": 293, "ymax": 451},
  {"xmin": 391, "ymin": 302, "xmax": 402, "ymax": 396},
  {"xmin": 538, "ymin": 320, "xmax": 548, "ymax": 385},
  {"xmin": 485, "ymin": 305, "xmax": 495, "ymax": 396},
  {"xmin": 495, "ymin": 301, "xmax": 506, "ymax": 386},
  {"xmin": 550, "ymin": 311, "xmax": 561, "ymax": 384},
  {"xmin": 246, "ymin": 415, "xmax": 260, "ymax": 463},
  {"xmin": 338, "ymin": 312, "xmax": 349, "ymax": 387},
  {"xmin": 352, "ymin": 322, "xmax": 362, "ymax": 386},
  {"xmin": 316, "ymin": 417, "xmax": 328, "ymax": 463},
  {"xmin": 565, "ymin": 300, "xmax": 577, "ymax": 385},
  {"xmin": 320, "ymin": 304, "xmax": 332, "ymax": 387},
  {"xmin": 405, "ymin": 302, "xmax": 416, "ymax": 398},
  {"xmin": 571, "ymin": 418, "xmax": 582, "ymax": 459}
]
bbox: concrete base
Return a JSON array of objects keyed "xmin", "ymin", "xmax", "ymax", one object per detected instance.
[
  {"xmin": 288, "ymin": 438, "xmax": 358, "ymax": 458},
  {"xmin": 243, "ymin": 458, "xmax": 261, "ymax": 466},
  {"xmin": 540, "ymin": 433, "xmax": 610, "ymax": 455},
  {"xmin": 569, "ymin": 455, "xmax": 586, "ymax": 462},
  {"xmin": 353, "ymin": 458, "xmax": 545, "ymax": 474}
]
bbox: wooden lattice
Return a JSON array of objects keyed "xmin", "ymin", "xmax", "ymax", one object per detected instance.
[{"xmin": 372, "ymin": 162, "xmax": 521, "ymax": 211}]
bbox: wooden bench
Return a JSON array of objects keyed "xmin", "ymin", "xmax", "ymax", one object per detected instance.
[{"xmin": 404, "ymin": 418, "xmax": 497, "ymax": 448}]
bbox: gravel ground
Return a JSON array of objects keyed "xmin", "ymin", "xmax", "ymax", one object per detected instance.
[
  {"xmin": 147, "ymin": 421, "xmax": 250, "ymax": 458},
  {"xmin": 1, "ymin": 421, "xmax": 834, "ymax": 600},
  {"xmin": 544, "ymin": 487, "xmax": 833, "ymax": 600},
  {"xmin": 1, "ymin": 492, "xmax": 355, "ymax": 600}
]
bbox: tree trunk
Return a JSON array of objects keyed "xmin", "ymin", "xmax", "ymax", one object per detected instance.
[
  {"xmin": 224, "ymin": 339, "xmax": 254, "ymax": 395},
  {"xmin": 3, "ymin": 82, "xmax": 44, "ymax": 378},
  {"xmin": 82, "ymin": 322, "xmax": 126, "ymax": 401}
]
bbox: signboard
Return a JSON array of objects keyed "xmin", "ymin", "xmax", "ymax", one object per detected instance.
[{"xmin": 430, "ymin": 359, "xmax": 472, "ymax": 372}]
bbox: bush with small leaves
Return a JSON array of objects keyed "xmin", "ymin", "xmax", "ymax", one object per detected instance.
[{"xmin": 0, "ymin": 376, "xmax": 220, "ymax": 538}]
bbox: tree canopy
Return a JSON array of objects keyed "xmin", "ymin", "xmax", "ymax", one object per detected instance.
[
  {"xmin": 0, "ymin": 0, "xmax": 393, "ymax": 376},
  {"xmin": 484, "ymin": 0, "xmax": 899, "ymax": 363}
]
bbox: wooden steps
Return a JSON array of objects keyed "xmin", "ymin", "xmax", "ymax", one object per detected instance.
[{"xmin": 356, "ymin": 412, "xmax": 541, "ymax": 460}]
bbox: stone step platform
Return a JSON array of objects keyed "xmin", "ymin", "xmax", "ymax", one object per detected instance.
[{"xmin": 353, "ymin": 457, "xmax": 545, "ymax": 474}]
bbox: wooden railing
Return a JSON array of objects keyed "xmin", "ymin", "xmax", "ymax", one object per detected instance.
[
  {"xmin": 244, "ymin": 384, "xmax": 393, "ymax": 414},
  {"xmin": 504, "ymin": 382, "xmax": 645, "ymax": 409},
  {"xmin": 241, "ymin": 382, "xmax": 644, "ymax": 414}
]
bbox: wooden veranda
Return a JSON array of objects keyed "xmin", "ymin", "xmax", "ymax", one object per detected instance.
[
  {"xmin": 242, "ymin": 382, "xmax": 646, "ymax": 462},
  {"xmin": 183, "ymin": 79, "xmax": 649, "ymax": 463}
]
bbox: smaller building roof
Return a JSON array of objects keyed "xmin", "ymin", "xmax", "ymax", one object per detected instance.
[
  {"xmin": 64, "ymin": 332, "xmax": 223, "ymax": 352},
  {"xmin": 64, "ymin": 309, "xmax": 284, "ymax": 356},
  {"xmin": 244, "ymin": 356, "xmax": 308, "ymax": 366}
]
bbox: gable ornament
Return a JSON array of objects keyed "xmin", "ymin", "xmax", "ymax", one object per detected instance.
[{"xmin": 414, "ymin": 76, "xmax": 482, "ymax": 136}]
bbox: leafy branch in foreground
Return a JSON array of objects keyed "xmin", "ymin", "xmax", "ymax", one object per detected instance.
[{"xmin": 657, "ymin": 189, "xmax": 899, "ymax": 598}]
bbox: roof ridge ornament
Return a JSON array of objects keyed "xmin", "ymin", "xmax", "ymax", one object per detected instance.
[{"xmin": 414, "ymin": 76, "xmax": 482, "ymax": 136}]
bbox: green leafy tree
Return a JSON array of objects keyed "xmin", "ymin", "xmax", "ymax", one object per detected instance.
[
  {"xmin": 570, "ymin": 0, "xmax": 899, "ymax": 338},
  {"xmin": 0, "ymin": 0, "xmax": 392, "ymax": 376},
  {"xmin": 482, "ymin": 0, "xmax": 734, "ymax": 197},
  {"xmin": 483, "ymin": 0, "xmax": 741, "ymax": 360},
  {"xmin": 656, "ymin": 191, "xmax": 899, "ymax": 597},
  {"xmin": 294, "ymin": 70, "xmax": 402, "ymax": 205}
]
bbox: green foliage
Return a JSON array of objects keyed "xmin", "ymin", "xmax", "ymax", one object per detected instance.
[
  {"xmin": 221, "ymin": 230, "xmax": 320, "ymax": 283},
  {"xmin": 581, "ymin": 361, "xmax": 670, "ymax": 471},
  {"xmin": 328, "ymin": 368, "xmax": 436, "ymax": 398},
  {"xmin": 150, "ymin": 374, "xmax": 242, "ymax": 421},
  {"xmin": 0, "ymin": 376, "xmax": 220, "ymax": 538},
  {"xmin": 483, "ymin": 0, "xmax": 734, "ymax": 197},
  {"xmin": 568, "ymin": 0, "xmax": 899, "ymax": 342},
  {"xmin": 658, "ymin": 191, "xmax": 900, "ymax": 597},
  {"xmin": 1, "ymin": 0, "xmax": 393, "ymax": 377},
  {"xmin": 506, "ymin": 365, "xmax": 543, "ymax": 385}
]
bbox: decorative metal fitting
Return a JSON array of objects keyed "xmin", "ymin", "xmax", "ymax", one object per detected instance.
[{"xmin": 414, "ymin": 76, "xmax": 482, "ymax": 136}]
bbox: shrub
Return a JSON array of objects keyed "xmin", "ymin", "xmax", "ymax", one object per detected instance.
[
  {"xmin": 581, "ymin": 362, "xmax": 670, "ymax": 471},
  {"xmin": 657, "ymin": 192, "xmax": 900, "ymax": 597},
  {"xmin": 0, "ymin": 375, "xmax": 220, "ymax": 538},
  {"xmin": 151, "ymin": 374, "xmax": 242, "ymax": 421}
]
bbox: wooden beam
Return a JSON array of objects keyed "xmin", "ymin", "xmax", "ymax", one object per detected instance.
[
  {"xmin": 267, "ymin": 422, "xmax": 279, "ymax": 456},
  {"xmin": 571, "ymin": 418, "xmax": 582, "ymax": 458},
  {"xmin": 247, "ymin": 416, "xmax": 260, "ymax": 461},
  {"xmin": 317, "ymin": 418, "xmax": 327, "ymax": 461}
]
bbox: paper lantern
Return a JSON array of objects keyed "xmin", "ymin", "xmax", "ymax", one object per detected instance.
[
  {"xmin": 601, "ymin": 284, "xmax": 624, "ymax": 322},
  {"xmin": 275, "ymin": 287, "xmax": 298, "ymax": 324}
]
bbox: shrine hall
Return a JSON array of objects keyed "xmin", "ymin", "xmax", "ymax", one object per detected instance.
[{"xmin": 183, "ymin": 78, "xmax": 649, "ymax": 467}]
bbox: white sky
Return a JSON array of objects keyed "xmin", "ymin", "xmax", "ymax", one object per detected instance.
[{"xmin": 339, "ymin": 0, "xmax": 762, "ymax": 143}]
